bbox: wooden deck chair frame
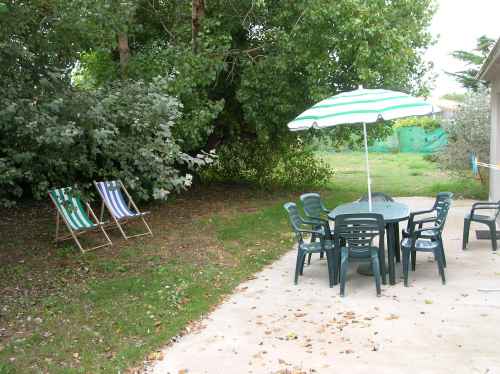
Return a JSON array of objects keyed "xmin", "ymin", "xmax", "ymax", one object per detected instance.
[
  {"xmin": 94, "ymin": 180, "xmax": 153, "ymax": 240},
  {"xmin": 48, "ymin": 189, "xmax": 112, "ymax": 253}
]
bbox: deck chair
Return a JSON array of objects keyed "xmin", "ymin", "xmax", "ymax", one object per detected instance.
[
  {"xmin": 49, "ymin": 187, "xmax": 112, "ymax": 253},
  {"xmin": 94, "ymin": 180, "xmax": 153, "ymax": 239}
]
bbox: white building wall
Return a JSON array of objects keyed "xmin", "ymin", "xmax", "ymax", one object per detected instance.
[{"xmin": 490, "ymin": 79, "xmax": 500, "ymax": 201}]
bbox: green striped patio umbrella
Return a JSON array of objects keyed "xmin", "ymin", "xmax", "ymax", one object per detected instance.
[{"xmin": 287, "ymin": 86, "xmax": 439, "ymax": 211}]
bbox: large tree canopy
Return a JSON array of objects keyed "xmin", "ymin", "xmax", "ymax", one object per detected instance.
[{"xmin": 0, "ymin": 0, "xmax": 436, "ymax": 204}]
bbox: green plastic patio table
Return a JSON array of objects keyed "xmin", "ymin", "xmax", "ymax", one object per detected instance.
[{"xmin": 328, "ymin": 201, "xmax": 410, "ymax": 285}]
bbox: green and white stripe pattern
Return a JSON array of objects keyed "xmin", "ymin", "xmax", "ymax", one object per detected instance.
[
  {"xmin": 50, "ymin": 187, "xmax": 96, "ymax": 231},
  {"xmin": 288, "ymin": 88, "xmax": 439, "ymax": 131}
]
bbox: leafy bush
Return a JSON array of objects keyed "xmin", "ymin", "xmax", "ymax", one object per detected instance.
[
  {"xmin": 0, "ymin": 78, "xmax": 214, "ymax": 207},
  {"xmin": 204, "ymin": 140, "xmax": 334, "ymax": 189},
  {"xmin": 437, "ymin": 90, "xmax": 490, "ymax": 181},
  {"xmin": 393, "ymin": 116, "xmax": 441, "ymax": 131}
]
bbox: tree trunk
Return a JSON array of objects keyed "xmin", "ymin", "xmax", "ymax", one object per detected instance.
[
  {"xmin": 192, "ymin": 0, "xmax": 205, "ymax": 54},
  {"xmin": 117, "ymin": 32, "xmax": 130, "ymax": 78}
]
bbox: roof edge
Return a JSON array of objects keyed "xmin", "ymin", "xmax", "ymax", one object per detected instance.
[{"xmin": 477, "ymin": 37, "xmax": 500, "ymax": 81}]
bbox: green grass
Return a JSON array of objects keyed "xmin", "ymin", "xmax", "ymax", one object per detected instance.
[
  {"xmin": 0, "ymin": 153, "xmax": 487, "ymax": 373},
  {"xmin": 319, "ymin": 152, "xmax": 487, "ymax": 201}
]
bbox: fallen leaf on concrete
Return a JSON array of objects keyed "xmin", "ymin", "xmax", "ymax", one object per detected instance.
[
  {"xmin": 384, "ymin": 314, "xmax": 399, "ymax": 320},
  {"xmin": 424, "ymin": 300, "xmax": 433, "ymax": 304}
]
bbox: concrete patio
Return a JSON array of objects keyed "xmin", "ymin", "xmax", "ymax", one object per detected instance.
[{"xmin": 147, "ymin": 197, "xmax": 500, "ymax": 374}]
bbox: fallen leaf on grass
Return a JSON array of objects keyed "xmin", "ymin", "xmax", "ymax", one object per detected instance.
[{"xmin": 147, "ymin": 351, "xmax": 164, "ymax": 361}]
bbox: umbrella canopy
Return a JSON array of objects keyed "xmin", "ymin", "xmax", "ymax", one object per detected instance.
[
  {"xmin": 287, "ymin": 87, "xmax": 439, "ymax": 211},
  {"xmin": 288, "ymin": 87, "xmax": 438, "ymax": 131}
]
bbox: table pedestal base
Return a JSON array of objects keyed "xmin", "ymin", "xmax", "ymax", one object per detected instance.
[{"xmin": 357, "ymin": 264, "xmax": 373, "ymax": 276}]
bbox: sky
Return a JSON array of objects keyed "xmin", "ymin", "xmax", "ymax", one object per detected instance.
[{"xmin": 426, "ymin": 0, "xmax": 500, "ymax": 98}]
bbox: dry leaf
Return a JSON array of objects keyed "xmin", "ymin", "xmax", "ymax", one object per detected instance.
[{"xmin": 384, "ymin": 314, "xmax": 399, "ymax": 320}]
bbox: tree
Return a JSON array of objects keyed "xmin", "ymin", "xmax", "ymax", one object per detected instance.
[
  {"xmin": 0, "ymin": 0, "xmax": 438, "ymax": 203},
  {"xmin": 437, "ymin": 90, "xmax": 490, "ymax": 183},
  {"xmin": 192, "ymin": 0, "xmax": 205, "ymax": 53},
  {"xmin": 447, "ymin": 35, "xmax": 495, "ymax": 91}
]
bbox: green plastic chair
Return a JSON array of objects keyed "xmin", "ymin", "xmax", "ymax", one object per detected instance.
[
  {"xmin": 462, "ymin": 200, "xmax": 500, "ymax": 251},
  {"xmin": 283, "ymin": 202, "xmax": 337, "ymax": 287},
  {"xmin": 401, "ymin": 199, "xmax": 451, "ymax": 287},
  {"xmin": 402, "ymin": 192, "xmax": 453, "ymax": 268},
  {"xmin": 334, "ymin": 213, "xmax": 385, "ymax": 297},
  {"xmin": 299, "ymin": 193, "xmax": 332, "ymax": 264}
]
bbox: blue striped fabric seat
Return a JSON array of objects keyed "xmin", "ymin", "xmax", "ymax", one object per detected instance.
[{"xmin": 96, "ymin": 181, "xmax": 140, "ymax": 220}]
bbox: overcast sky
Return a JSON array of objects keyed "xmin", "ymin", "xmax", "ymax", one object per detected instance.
[{"xmin": 426, "ymin": 0, "xmax": 500, "ymax": 98}]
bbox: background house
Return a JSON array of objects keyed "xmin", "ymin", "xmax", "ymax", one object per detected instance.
[{"xmin": 478, "ymin": 38, "xmax": 500, "ymax": 201}]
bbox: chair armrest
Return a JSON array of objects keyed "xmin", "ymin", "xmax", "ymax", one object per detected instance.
[
  {"xmin": 471, "ymin": 202, "xmax": 500, "ymax": 215},
  {"xmin": 407, "ymin": 216, "xmax": 439, "ymax": 237},
  {"xmin": 410, "ymin": 208, "xmax": 435, "ymax": 217},
  {"xmin": 302, "ymin": 217, "xmax": 328, "ymax": 226},
  {"xmin": 414, "ymin": 217, "xmax": 437, "ymax": 225},
  {"xmin": 297, "ymin": 227, "xmax": 325, "ymax": 236}
]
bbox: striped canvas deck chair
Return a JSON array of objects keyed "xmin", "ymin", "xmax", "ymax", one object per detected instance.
[
  {"xmin": 48, "ymin": 187, "xmax": 112, "ymax": 253},
  {"xmin": 94, "ymin": 180, "xmax": 153, "ymax": 239}
]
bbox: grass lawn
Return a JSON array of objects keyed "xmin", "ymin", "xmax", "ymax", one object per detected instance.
[{"xmin": 0, "ymin": 153, "xmax": 486, "ymax": 373}]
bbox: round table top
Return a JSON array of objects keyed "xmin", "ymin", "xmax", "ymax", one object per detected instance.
[{"xmin": 328, "ymin": 201, "xmax": 410, "ymax": 223}]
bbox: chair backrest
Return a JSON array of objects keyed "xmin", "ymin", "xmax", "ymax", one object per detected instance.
[
  {"xmin": 495, "ymin": 201, "xmax": 500, "ymax": 219},
  {"xmin": 334, "ymin": 213, "xmax": 385, "ymax": 255},
  {"xmin": 49, "ymin": 187, "xmax": 95, "ymax": 231},
  {"xmin": 358, "ymin": 192, "xmax": 394, "ymax": 202},
  {"xmin": 283, "ymin": 202, "xmax": 302, "ymax": 232},
  {"xmin": 434, "ymin": 192, "xmax": 453, "ymax": 208},
  {"xmin": 300, "ymin": 193, "xmax": 324, "ymax": 219},
  {"xmin": 435, "ymin": 193, "xmax": 453, "ymax": 228},
  {"xmin": 96, "ymin": 180, "xmax": 136, "ymax": 219}
]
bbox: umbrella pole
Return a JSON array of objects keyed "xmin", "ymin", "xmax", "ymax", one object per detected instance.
[{"xmin": 362, "ymin": 122, "xmax": 372, "ymax": 212}]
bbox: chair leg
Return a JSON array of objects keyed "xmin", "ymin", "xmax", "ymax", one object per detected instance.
[
  {"xmin": 300, "ymin": 252, "xmax": 306, "ymax": 275},
  {"xmin": 489, "ymin": 222, "xmax": 497, "ymax": 251},
  {"xmin": 339, "ymin": 248, "xmax": 349, "ymax": 297},
  {"xmin": 378, "ymin": 243, "xmax": 387, "ymax": 285},
  {"xmin": 294, "ymin": 251, "xmax": 303, "ymax": 285},
  {"xmin": 435, "ymin": 248, "xmax": 446, "ymax": 285},
  {"xmin": 394, "ymin": 223, "xmax": 401, "ymax": 263},
  {"xmin": 386, "ymin": 223, "xmax": 396, "ymax": 285},
  {"xmin": 325, "ymin": 250, "xmax": 334, "ymax": 288},
  {"xmin": 371, "ymin": 250, "xmax": 381, "ymax": 296},
  {"xmin": 332, "ymin": 248, "xmax": 340, "ymax": 285},
  {"xmin": 462, "ymin": 219, "xmax": 471, "ymax": 250},
  {"xmin": 411, "ymin": 250, "xmax": 416, "ymax": 271},
  {"xmin": 439, "ymin": 236, "xmax": 447, "ymax": 268},
  {"xmin": 402, "ymin": 248, "xmax": 410, "ymax": 287}
]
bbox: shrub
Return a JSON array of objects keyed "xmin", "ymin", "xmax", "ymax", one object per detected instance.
[
  {"xmin": 203, "ymin": 140, "xmax": 334, "ymax": 189},
  {"xmin": 393, "ymin": 116, "xmax": 441, "ymax": 131},
  {"xmin": 0, "ymin": 77, "xmax": 214, "ymax": 206},
  {"xmin": 436, "ymin": 90, "xmax": 490, "ymax": 182}
]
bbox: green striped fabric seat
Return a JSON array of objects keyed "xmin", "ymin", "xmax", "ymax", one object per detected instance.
[{"xmin": 49, "ymin": 187, "xmax": 96, "ymax": 231}]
